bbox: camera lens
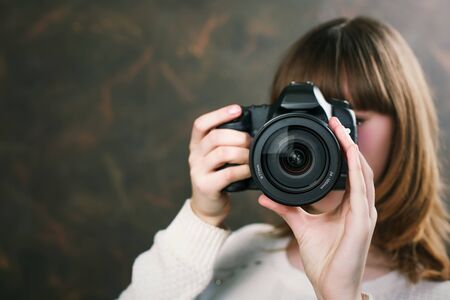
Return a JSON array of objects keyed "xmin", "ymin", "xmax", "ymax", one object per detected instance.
[
  {"xmin": 279, "ymin": 143, "xmax": 312, "ymax": 175},
  {"xmin": 250, "ymin": 113, "xmax": 342, "ymax": 206}
]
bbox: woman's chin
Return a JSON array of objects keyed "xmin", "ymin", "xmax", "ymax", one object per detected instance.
[{"xmin": 304, "ymin": 190, "xmax": 345, "ymax": 214}]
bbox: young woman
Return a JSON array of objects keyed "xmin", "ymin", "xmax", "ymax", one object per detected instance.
[{"xmin": 119, "ymin": 16, "xmax": 450, "ymax": 299}]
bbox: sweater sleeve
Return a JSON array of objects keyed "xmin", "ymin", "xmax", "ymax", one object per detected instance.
[{"xmin": 118, "ymin": 199, "xmax": 232, "ymax": 300}]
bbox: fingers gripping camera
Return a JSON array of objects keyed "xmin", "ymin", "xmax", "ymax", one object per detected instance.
[{"xmin": 218, "ymin": 82, "xmax": 357, "ymax": 206}]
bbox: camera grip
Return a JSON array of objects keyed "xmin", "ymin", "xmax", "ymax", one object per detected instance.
[{"xmin": 217, "ymin": 108, "xmax": 252, "ymax": 192}]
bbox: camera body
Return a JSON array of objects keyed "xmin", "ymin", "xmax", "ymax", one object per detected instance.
[{"xmin": 218, "ymin": 81, "xmax": 357, "ymax": 206}]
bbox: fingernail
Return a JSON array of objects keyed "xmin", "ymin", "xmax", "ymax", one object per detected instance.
[
  {"xmin": 227, "ymin": 105, "xmax": 241, "ymax": 114},
  {"xmin": 334, "ymin": 117, "xmax": 342, "ymax": 125}
]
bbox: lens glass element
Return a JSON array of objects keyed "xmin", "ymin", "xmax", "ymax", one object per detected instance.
[
  {"xmin": 261, "ymin": 125, "xmax": 328, "ymax": 192},
  {"xmin": 279, "ymin": 143, "xmax": 312, "ymax": 175}
]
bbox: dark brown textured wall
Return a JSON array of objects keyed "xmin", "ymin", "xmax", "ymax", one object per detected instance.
[{"xmin": 1, "ymin": 1, "xmax": 450, "ymax": 299}]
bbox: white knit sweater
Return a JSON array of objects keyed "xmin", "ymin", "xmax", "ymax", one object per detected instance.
[{"xmin": 118, "ymin": 199, "xmax": 450, "ymax": 299}]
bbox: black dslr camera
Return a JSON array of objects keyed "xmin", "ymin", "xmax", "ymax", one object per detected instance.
[{"xmin": 218, "ymin": 82, "xmax": 357, "ymax": 206}]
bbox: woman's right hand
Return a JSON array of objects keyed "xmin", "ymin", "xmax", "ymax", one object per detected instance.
[{"xmin": 189, "ymin": 104, "xmax": 252, "ymax": 227}]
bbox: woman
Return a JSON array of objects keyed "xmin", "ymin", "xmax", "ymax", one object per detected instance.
[{"xmin": 119, "ymin": 16, "xmax": 450, "ymax": 299}]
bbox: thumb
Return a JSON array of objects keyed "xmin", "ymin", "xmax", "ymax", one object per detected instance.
[{"xmin": 258, "ymin": 194, "xmax": 304, "ymax": 226}]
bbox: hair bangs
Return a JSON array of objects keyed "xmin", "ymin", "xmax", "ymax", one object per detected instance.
[{"xmin": 271, "ymin": 18, "xmax": 395, "ymax": 116}]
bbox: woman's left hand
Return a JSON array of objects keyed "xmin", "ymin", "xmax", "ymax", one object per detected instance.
[{"xmin": 258, "ymin": 117, "xmax": 377, "ymax": 300}]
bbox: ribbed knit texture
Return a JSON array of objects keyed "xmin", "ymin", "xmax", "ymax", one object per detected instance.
[
  {"xmin": 118, "ymin": 199, "xmax": 231, "ymax": 300},
  {"xmin": 118, "ymin": 199, "xmax": 450, "ymax": 299}
]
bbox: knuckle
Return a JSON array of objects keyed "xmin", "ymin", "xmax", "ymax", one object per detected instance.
[
  {"xmin": 193, "ymin": 117, "xmax": 206, "ymax": 133},
  {"xmin": 371, "ymin": 207, "xmax": 378, "ymax": 221},
  {"xmin": 223, "ymin": 167, "xmax": 236, "ymax": 182},
  {"xmin": 188, "ymin": 154, "xmax": 196, "ymax": 167},
  {"xmin": 239, "ymin": 132, "xmax": 251, "ymax": 147},
  {"xmin": 218, "ymin": 146, "xmax": 229, "ymax": 160},
  {"xmin": 189, "ymin": 167, "xmax": 198, "ymax": 179}
]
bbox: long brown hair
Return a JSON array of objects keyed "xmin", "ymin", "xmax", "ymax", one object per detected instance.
[{"xmin": 267, "ymin": 16, "xmax": 450, "ymax": 283}]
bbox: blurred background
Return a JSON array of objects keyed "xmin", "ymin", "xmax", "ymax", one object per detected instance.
[{"xmin": 1, "ymin": 0, "xmax": 450, "ymax": 299}]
